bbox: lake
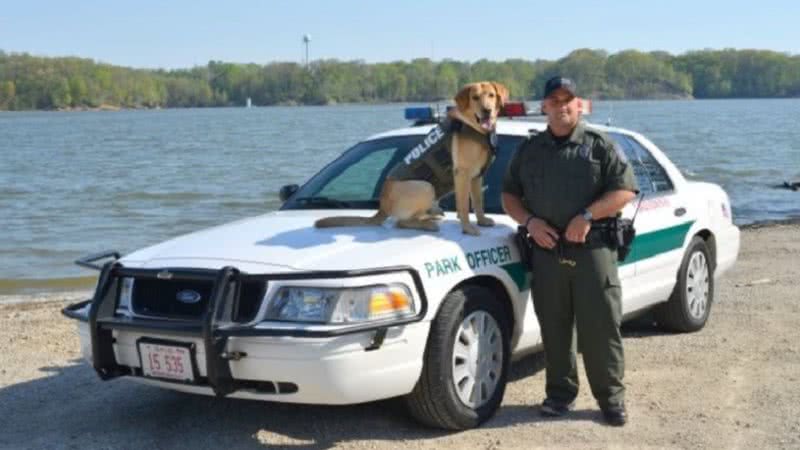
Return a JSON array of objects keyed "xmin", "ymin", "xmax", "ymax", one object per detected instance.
[{"xmin": 1, "ymin": 100, "xmax": 798, "ymax": 292}]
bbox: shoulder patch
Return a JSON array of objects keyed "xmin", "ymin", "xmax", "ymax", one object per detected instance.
[
  {"xmin": 586, "ymin": 128, "xmax": 617, "ymax": 162},
  {"xmin": 584, "ymin": 127, "xmax": 610, "ymax": 143}
]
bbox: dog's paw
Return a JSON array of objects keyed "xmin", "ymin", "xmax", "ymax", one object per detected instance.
[
  {"xmin": 423, "ymin": 221, "xmax": 441, "ymax": 231},
  {"xmin": 461, "ymin": 224, "xmax": 481, "ymax": 236},
  {"xmin": 477, "ymin": 216, "xmax": 495, "ymax": 227}
]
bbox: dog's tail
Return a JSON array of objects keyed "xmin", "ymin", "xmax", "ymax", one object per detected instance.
[{"xmin": 314, "ymin": 210, "xmax": 388, "ymax": 228}]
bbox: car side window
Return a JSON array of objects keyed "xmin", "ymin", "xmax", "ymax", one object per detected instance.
[
  {"xmin": 609, "ymin": 133, "xmax": 673, "ymax": 195},
  {"xmin": 624, "ymin": 136, "xmax": 674, "ymax": 193},
  {"xmin": 317, "ymin": 146, "xmax": 397, "ymax": 200}
]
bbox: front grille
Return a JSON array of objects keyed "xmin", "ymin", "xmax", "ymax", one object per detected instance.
[
  {"xmin": 131, "ymin": 278, "xmax": 266, "ymax": 322},
  {"xmin": 132, "ymin": 278, "xmax": 213, "ymax": 318}
]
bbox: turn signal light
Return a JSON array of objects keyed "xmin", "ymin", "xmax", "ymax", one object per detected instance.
[{"xmin": 369, "ymin": 289, "xmax": 411, "ymax": 316}]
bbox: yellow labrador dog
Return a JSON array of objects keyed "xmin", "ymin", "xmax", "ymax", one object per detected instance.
[{"xmin": 315, "ymin": 81, "xmax": 509, "ymax": 235}]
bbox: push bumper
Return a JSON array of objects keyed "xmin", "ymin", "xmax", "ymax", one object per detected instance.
[{"xmin": 63, "ymin": 253, "xmax": 429, "ymax": 403}]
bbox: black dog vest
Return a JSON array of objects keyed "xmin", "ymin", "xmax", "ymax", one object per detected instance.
[{"xmin": 387, "ymin": 117, "xmax": 497, "ymax": 199}]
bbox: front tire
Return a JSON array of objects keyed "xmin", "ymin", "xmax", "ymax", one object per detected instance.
[
  {"xmin": 656, "ymin": 236, "xmax": 714, "ymax": 332},
  {"xmin": 404, "ymin": 285, "xmax": 511, "ymax": 430}
]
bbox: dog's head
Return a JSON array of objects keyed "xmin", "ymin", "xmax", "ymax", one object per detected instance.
[{"xmin": 454, "ymin": 82, "xmax": 509, "ymax": 131}]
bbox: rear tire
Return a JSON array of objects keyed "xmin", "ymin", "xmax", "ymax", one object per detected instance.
[
  {"xmin": 656, "ymin": 236, "xmax": 714, "ymax": 332},
  {"xmin": 404, "ymin": 285, "xmax": 511, "ymax": 430}
]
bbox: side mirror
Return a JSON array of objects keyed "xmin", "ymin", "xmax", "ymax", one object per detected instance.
[{"xmin": 279, "ymin": 184, "xmax": 299, "ymax": 202}]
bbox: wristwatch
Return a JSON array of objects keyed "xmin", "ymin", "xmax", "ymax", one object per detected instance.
[{"xmin": 581, "ymin": 208, "xmax": 594, "ymax": 222}]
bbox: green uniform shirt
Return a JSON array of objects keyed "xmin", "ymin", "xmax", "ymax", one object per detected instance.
[
  {"xmin": 502, "ymin": 121, "xmax": 638, "ymax": 230},
  {"xmin": 388, "ymin": 118, "xmax": 496, "ymax": 199}
]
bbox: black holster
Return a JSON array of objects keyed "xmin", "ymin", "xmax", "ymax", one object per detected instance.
[
  {"xmin": 592, "ymin": 217, "xmax": 636, "ymax": 262},
  {"xmin": 514, "ymin": 226, "xmax": 535, "ymax": 270}
]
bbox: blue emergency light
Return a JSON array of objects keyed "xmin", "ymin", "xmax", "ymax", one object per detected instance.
[{"xmin": 404, "ymin": 106, "xmax": 435, "ymax": 121}]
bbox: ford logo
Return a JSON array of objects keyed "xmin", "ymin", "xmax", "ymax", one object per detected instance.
[{"xmin": 176, "ymin": 289, "xmax": 202, "ymax": 304}]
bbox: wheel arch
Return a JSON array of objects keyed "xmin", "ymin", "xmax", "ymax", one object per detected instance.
[
  {"xmin": 693, "ymin": 229, "xmax": 717, "ymax": 271},
  {"xmin": 448, "ymin": 275, "xmax": 521, "ymax": 348}
]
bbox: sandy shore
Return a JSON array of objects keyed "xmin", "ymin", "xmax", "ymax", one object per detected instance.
[{"xmin": 1, "ymin": 224, "xmax": 799, "ymax": 449}]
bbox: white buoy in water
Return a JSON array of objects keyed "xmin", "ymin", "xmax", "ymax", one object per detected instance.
[{"xmin": 246, "ymin": 97, "xmax": 252, "ymax": 108}]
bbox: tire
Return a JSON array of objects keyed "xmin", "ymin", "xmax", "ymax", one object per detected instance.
[
  {"xmin": 655, "ymin": 236, "xmax": 714, "ymax": 332},
  {"xmin": 404, "ymin": 285, "xmax": 511, "ymax": 430}
]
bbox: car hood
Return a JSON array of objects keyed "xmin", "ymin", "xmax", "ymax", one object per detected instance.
[{"xmin": 121, "ymin": 210, "xmax": 502, "ymax": 272}]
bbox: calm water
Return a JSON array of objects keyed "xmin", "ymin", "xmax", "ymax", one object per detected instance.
[{"xmin": 1, "ymin": 100, "xmax": 799, "ymax": 291}]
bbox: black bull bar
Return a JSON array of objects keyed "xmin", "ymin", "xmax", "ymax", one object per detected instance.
[{"xmin": 62, "ymin": 252, "xmax": 428, "ymax": 396}]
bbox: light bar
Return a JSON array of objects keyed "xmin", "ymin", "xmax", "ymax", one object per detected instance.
[
  {"xmin": 404, "ymin": 106, "xmax": 435, "ymax": 121},
  {"xmin": 501, "ymin": 102, "xmax": 527, "ymax": 117}
]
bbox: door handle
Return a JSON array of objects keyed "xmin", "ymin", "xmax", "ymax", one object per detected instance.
[{"xmin": 674, "ymin": 207, "xmax": 687, "ymax": 217}]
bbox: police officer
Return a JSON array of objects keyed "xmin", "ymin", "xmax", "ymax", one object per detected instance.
[{"xmin": 501, "ymin": 76, "xmax": 638, "ymax": 426}]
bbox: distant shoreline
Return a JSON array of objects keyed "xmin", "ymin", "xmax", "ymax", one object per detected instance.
[
  {"xmin": 4, "ymin": 48, "xmax": 799, "ymax": 111},
  {"xmin": 4, "ymin": 96, "xmax": 800, "ymax": 113}
]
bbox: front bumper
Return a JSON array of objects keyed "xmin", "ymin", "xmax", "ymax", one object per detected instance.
[
  {"xmin": 63, "ymin": 257, "xmax": 430, "ymax": 404},
  {"xmin": 72, "ymin": 319, "xmax": 429, "ymax": 404}
]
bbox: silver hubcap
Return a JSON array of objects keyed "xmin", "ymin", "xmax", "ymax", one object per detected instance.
[
  {"xmin": 451, "ymin": 311, "xmax": 504, "ymax": 408},
  {"xmin": 686, "ymin": 251, "xmax": 710, "ymax": 320}
]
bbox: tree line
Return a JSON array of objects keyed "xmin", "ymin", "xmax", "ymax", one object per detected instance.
[{"xmin": 1, "ymin": 48, "xmax": 799, "ymax": 110}]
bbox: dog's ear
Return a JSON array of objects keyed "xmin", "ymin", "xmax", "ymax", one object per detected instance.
[
  {"xmin": 454, "ymin": 84, "xmax": 472, "ymax": 111},
  {"xmin": 491, "ymin": 82, "xmax": 509, "ymax": 107}
]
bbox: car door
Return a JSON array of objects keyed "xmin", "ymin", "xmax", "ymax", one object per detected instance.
[{"xmin": 610, "ymin": 133, "xmax": 689, "ymax": 312}]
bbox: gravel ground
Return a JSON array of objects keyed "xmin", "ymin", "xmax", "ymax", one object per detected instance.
[{"xmin": 1, "ymin": 224, "xmax": 799, "ymax": 449}]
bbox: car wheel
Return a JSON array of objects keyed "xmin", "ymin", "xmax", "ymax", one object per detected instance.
[
  {"xmin": 404, "ymin": 285, "xmax": 511, "ymax": 430},
  {"xmin": 655, "ymin": 236, "xmax": 714, "ymax": 332}
]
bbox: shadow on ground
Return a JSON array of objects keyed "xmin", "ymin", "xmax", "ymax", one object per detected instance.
[{"xmin": 0, "ymin": 320, "xmax": 665, "ymax": 449}]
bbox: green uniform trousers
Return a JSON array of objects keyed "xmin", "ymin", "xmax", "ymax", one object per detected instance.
[{"xmin": 531, "ymin": 243, "xmax": 625, "ymax": 409}]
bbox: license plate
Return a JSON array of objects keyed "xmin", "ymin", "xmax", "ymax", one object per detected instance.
[{"xmin": 138, "ymin": 341, "xmax": 195, "ymax": 382}]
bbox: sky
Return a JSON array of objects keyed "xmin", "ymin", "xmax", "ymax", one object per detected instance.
[{"xmin": 1, "ymin": 0, "xmax": 799, "ymax": 69}]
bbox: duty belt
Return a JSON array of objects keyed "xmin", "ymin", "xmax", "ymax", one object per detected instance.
[{"xmin": 548, "ymin": 228, "xmax": 610, "ymax": 267}]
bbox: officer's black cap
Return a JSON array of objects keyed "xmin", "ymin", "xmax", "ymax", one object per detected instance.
[{"xmin": 543, "ymin": 76, "xmax": 577, "ymax": 99}]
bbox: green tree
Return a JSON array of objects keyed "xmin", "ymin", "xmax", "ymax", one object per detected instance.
[{"xmin": 0, "ymin": 80, "xmax": 15, "ymax": 109}]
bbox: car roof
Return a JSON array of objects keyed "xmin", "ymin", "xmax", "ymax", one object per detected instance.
[{"xmin": 364, "ymin": 118, "xmax": 637, "ymax": 141}]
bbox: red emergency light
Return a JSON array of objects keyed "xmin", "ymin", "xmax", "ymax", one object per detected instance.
[{"xmin": 501, "ymin": 102, "xmax": 527, "ymax": 117}]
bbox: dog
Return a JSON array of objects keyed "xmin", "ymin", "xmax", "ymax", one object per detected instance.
[{"xmin": 314, "ymin": 81, "xmax": 509, "ymax": 236}]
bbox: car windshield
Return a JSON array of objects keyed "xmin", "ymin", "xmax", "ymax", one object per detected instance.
[{"xmin": 281, "ymin": 132, "xmax": 526, "ymax": 214}]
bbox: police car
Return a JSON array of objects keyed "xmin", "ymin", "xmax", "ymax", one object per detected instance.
[{"xmin": 63, "ymin": 104, "xmax": 740, "ymax": 430}]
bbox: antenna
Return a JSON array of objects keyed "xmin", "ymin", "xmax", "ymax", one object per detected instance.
[
  {"xmin": 302, "ymin": 34, "xmax": 311, "ymax": 69},
  {"xmin": 606, "ymin": 101, "xmax": 614, "ymax": 126},
  {"xmin": 631, "ymin": 193, "xmax": 645, "ymax": 224}
]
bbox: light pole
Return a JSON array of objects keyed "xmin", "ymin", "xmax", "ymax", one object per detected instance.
[{"xmin": 303, "ymin": 34, "xmax": 311, "ymax": 69}]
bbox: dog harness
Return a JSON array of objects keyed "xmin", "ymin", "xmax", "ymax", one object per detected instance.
[{"xmin": 387, "ymin": 117, "xmax": 497, "ymax": 199}]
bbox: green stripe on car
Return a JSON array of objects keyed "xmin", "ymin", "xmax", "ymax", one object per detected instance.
[
  {"xmin": 501, "ymin": 262, "xmax": 530, "ymax": 291},
  {"xmin": 622, "ymin": 221, "xmax": 695, "ymax": 265}
]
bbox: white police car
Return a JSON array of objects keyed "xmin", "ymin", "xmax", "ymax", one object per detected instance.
[{"xmin": 64, "ymin": 104, "xmax": 740, "ymax": 430}]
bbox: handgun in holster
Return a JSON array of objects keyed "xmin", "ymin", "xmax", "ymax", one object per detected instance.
[
  {"xmin": 514, "ymin": 226, "xmax": 535, "ymax": 270},
  {"xmin": 589, "ymin": 217, "xmax": 636, "ymax": 262}
]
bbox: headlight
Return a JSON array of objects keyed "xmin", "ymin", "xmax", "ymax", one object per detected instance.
[{"xmin": 264, "ymin": 284, "xmax": 415, "ymax": 324}]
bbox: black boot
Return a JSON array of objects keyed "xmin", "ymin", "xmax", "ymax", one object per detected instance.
[{"xmin": 601, "ymin": 404, "xmax": 627, "ymax": 426}]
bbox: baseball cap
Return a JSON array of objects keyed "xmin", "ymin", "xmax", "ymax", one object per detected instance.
[{"xmin": 543, "ymin": 76, "xmax": 577, "ymax": 99}]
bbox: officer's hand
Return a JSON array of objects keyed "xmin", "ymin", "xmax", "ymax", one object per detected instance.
[
  {"xmin": 565, "ymin": 215, "xmax": 591, "ymax": 243},
  {"xmin": 527, "ymin": 217, "xmax": 559, "ymax": 249}
]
